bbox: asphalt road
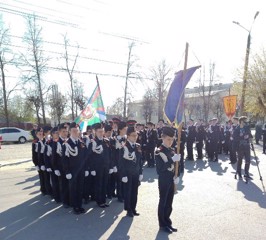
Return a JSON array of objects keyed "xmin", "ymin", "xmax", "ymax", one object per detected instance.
[{"xmin": 0, "ymin": 143, "xmax": 266, "ymax": 240}]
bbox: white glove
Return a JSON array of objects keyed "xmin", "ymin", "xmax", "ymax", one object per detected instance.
[
  {"xmin": 85, "ymin": 171, "xmax": 89, "ymax": 177},
  {"xmin": 91, "ymin": 171, "xmax": 96, "ymax": 176},
  {"xmin": 40, "ymin": 165, "xmax": 46, "ymax": 171},
  {"xmin": 172, "ymin": 154, "xmax": 181, "ymax": 162},
  {"xmin": 113, "ymin": 166, "xmax": 118, "ymax": 173},
  {"xmin": 109, "ymin": 169, "xmax": 114, "ymax": 174},
  {"xmin": 230, "ymin": 137, "xmax": 233, "ymax": 141},
  {"xmin": 46, "ymin": 168, "xmax": 52, "ymax": 172},
  {"xmin": 173, "ymin": 177, "xmax": 180, "ymax": 185},
  {"xmin": 35, "ymin": 166, "xmax": 40, "ymax": 171},
  {"xmin": 222, "ymin": 141, "xmax": 225, "ymax": 144},
  {"xmin": 139, "ymin": 174, "xmax": 143, "ymax": 181},
  {"xmin": 66, "ymin": 173, "xmax": 72, "ymax": 180},
  {"xmin": 54, "ymin": 170, "xmax": 61, "ymax": 176},
  {"xmin": 122, "ymin": 176, "xmax": 128, "ymax": 183}
]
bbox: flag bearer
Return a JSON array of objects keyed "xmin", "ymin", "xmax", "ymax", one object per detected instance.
[{"xmin": 155, "ymin": 126, "xmax": 180, "ymax": 233}]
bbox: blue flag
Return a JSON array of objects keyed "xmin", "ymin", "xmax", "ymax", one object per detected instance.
[{"xmin": 164, "ymin": 66, "xmax": 200, "ymax": 124}]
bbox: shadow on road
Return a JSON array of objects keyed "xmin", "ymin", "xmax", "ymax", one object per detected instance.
[
  {"xmin": 237, "ymin": 180, "xmax": 266, "ymax": 209},
  {"xmin": 107, "ymin": 216, "xmax": 133, "ymax": 240},
  {"xmin": 142, "ymin": 166, "xmax": 158, "ymax": 183}
]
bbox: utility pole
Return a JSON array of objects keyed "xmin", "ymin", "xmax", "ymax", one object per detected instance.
[
  {"xmin": 233, "ymin": 11, "xmax": 259, "ymax": 116},
  {"xmin": 123, "ymin": 42, "xmax": 134, "ymax": 120}
]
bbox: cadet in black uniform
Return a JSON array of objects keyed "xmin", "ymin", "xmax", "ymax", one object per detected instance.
[
  {"xmin": 155, "ymin": 127, "xmax": 180, "ymax": 233},
  {"xmin": 186, "ymin": 119, "xmax": 196, "ymax": 161},
  {"xmin": 208, "ymin": 118, "xmax": 220, "ymax": 162},
  {"xmin": 52, "ymin": 123, "xmax": 70, "ymax": 208},
  {"xmin": 32, "ymin": 127, "xmax": 46, "ymax": 195},
  {"xmin": 120, "ymin": 126, "xmax": 143, "ymax": 217},
  {"xmin": 44, "ymin": 127, "xmax": 59, "ymax": 201},
  {"xmin": 229, "ymin": 117, "xmax": 239, "ymax": 164},
  {"xmin": 195, "ymin": 119, "xmax": 206, "ymax": 160},
  {"xmin": 89, "ymin": 123, "xmax": 111, "ymax": 208},
  {"xmin": 104, "ymin": 124, "xmax": 116, "ymax": 199},
  {"xmin": 233, "ymin": 116, "xmax": 253, "ymax": 179},
  {"xmin": 62, "ymin": 122, "xmax": 88, "ymax": 214},
  {"xmin": 145, "ymin": 122, "xmax": 158, "ymax": 167},
  {"xmin": 113, "ymin": 121, "xmax": 127, "ymax": 202},
  {"xmin": 157, "ymin": 119, "xmax": 165, "ymax": 148}
]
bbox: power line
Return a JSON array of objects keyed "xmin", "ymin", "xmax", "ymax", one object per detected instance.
[
  {"xmin": 1, "ymin": 2, "xmax": 78, "ymax": 27},
  {"xmin": 99, "ymin": 31, "xmax": 150, "ymax": 45},
  {"xmin": 0, "ymin": 5, "xmax": 82, "ymax": 29},
  {"xmin": 3, "ymin": 43, "xmax": 127, "ymax": 66},
  {"xmin": 7, "ymin": 34, "xmax": 88, "ymax": 50},
  {"xmin": 11, "ymin": 0, "xmax": 84, "ymax": 20}
]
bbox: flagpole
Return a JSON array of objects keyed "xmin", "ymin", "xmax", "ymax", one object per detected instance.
[{"xmin": 174, "ymin": 42, "xmax": 189, "ymax": 193}]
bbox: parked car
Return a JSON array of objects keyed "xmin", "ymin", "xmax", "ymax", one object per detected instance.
[{"xmin": 0, "ymin": 127, "xmax": 30, "ymax": 144}]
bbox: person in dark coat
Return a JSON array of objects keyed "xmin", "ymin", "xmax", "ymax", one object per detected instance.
[
  {"xmin": 186, "ymin": 119, "xmax": 196, "ymax": 161},
  {"xmin": 120, "ymin": 126, "xmax": 143, "ymax": 217},
  {"xmin": 32, "ymin": 127, "xmax": 47, "ymax": 195},
  {"xmin": 195, "ymin": 119, "xmax": 206, "ymax": 160},
  {"xmin": 155, "ymin": 126, "xmax": 180, "ymax": 233},
  {"xmin": 229, "ymin": 117, "xmax": 239, "ymax": 164},
  {"xmin": 52, "ymin": 123, "xmax": 70, "ymax": 208},
  {"xmin": 62, "ymin": 122, "xmax": 89, "ymax": 214},
  {"xmin": 145, "ymin": 122, "xmax": 158, "ymax": 167},
  {"xmin": 255, "ymin": 123, "xmax": 263, "ymax": 144},
  {"xmin": 263, "ymin": 124, "xmax": 266, "ymax": 154},
  {"xmin": 44, "ymin": 127, "xmax": 61, "ymax": 202},
  {"xmin": 233, "ymin": 116, "xmax": 253, "ymax": 179},
  {"xmin": 89, "ymin": 123, "xmax": 112, "ymax": 208}
]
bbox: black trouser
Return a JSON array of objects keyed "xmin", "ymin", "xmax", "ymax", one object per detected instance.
[
  {"xmin": 83, "ymin": 175, "xmax": 93, "ymax": 201},
  {"xmin": 196, "ymin": 141, "xmax": 203, "ymax": 159},
  {"xmin": 209, "ymin": 140, "xmax": 219, "ymax": 160},
  {"xmin": 60, "ymin": 174, "xmax": 70, "ymax": 206},
  {"xmin": 51, "ymin": 172, "xmax": 61, "ymax": 202},
  {"xmin": 224, "ymin": 139, "xmax": 230, "ymax": 154},
  {"xmin": 186, "ymin": 140, "xmax": 194, "ymax": 160},
  {"xmin": 69, "ymin": 171, "xmax": 84, "ymax": 209},
  {"xmin": 95, "ymin": 166, "xmax": 108, "ymax": 205},
  {"xmin": 158, "ymin": 173, "xmax": 174, "ymax": 228},
  {"xmin": 263, "ymin": 139, "xmax": 266, "ymax": 153},
  {"xmin": 117, "ymin": 171, "xmax": 124, "ymax": 201},
  {"xmin": 146, "ymin": 146, "xmax": 155, "ymax": 167},
  {"xmin": 229, "ymin": 141, "xmax": 237, "ymax": 164},
  {"xmin": 38, "ymin": 169, "xmax": 46, "ymax": 194},
  {"xmin": 44, "ymin": 171, "xmax": 52, "ymax": 195},
  {"xmin": 124, "ymin": 173, "xmax": 139, "ymax": 212},
  {"xmin": 237, "ymin": 144, "xmax": 251, "ymax": 175},
  {"xmin": 205, "ymin": 140, "xmax": 210, "ymax": 157},
  {"xmin": 178, "ymin": 144, "xmax": 185, "ymax": 175}
]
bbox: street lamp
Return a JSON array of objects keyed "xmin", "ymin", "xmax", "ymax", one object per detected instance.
[{"xmin": 233, "ymin": 11, "xmax": 259, "ymax": 116}]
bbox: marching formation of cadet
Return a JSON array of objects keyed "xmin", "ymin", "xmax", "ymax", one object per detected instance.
[{"xmin": 31, "ymin": 115, "xmax": 254, "ymax": 233}]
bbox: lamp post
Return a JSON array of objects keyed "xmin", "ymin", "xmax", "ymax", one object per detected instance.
[{"xmin": 233, "ymin": 11, "xmax": 259, "ymax": 116}]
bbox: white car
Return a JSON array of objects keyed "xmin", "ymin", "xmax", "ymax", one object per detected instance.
[{"xmin": 0, "ymin": 127, "xmax": 30, "ymax": 144}]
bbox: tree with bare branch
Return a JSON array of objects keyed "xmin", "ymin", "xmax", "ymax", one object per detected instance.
[
  {"xmin": 21, "ymin": 14, "xmax": 49, "ymax": 124},
  {"xmin": 198, "ymin": 62, "xmax": 217, "ymax": 122},
  {"xmin": 142, "ymin": 88, "xmax": 155, "ymax": 123},
  {"xmin": 49, "ymin": 84, "xmax": 67, "ymax": 125},
  {"xmin": 62, "ymin": 33, "xmax": 79, "ymax": 120},
  {"xmin": 0, "ymin": 15, "xmax": 20, "ymax": 126},
  {"xmin": 150, "ymin": 59, "xmax": 172, "ymax": 121}
]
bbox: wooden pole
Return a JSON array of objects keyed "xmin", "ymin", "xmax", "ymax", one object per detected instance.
[{"xmin": 174, "ymin": 42, "xmax": 189, "ymax": 193}]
